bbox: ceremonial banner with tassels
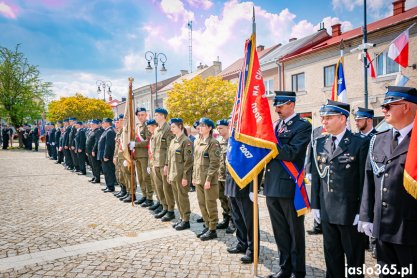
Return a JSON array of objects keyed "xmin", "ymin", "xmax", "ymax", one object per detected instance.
[
  {"xmin": 404, "ymin": 113, "xmax": 417, "ymax": 199},
  {"xmin": 226, "ymin": 31, "xmax": 278, "ymax": 189},
  {"xmin": 122, "ymin": 77, "xmax": 136, "ymax": 206}
]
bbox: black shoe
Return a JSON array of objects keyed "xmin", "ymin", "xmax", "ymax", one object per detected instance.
[
  {"xmin": 115, "ymin": 188, "xmax": 126, "ymax": 197},
  {"xmin": 91, "ymin": 180, "xmax": 100, "ymax": 184},
  {"xmin": 226, "ymin": 224, "xmax": 236, "ymax": 234},
  {"xmin": 227, "ymin": 245, "xmax": 246, "ymax": 254},
  {"xmin": 172, "ymin": 220, "xmax": 182, "ymax": 228},
  {"xmin": 77, "ymin": 172, "xmax": 86, "ymax": 175},
  {"xmin": 197, "ymin": 228, "xmax": 209, "ymax": 238},
  {"xmin": 175, "ymin": 221, "xmax": 190, "ymax": 231},
  {"xmin": 196, "ymin": 217, "xmax": 204, "ymax": 223},
  {"xmin": 200, "ymin": 230, "xmax": 217, "ymax": 241},
  {"xmin": 54, "ymin": 161, "xmax": 60, "ymax": 164},
  {"xmin": 155, "ymin": 209, "xmax": 167, "ymax": 219},
  {"xmin": 153, "ymin": 205, "xmax": 163, "ymax": 214},
  {"xmin": 216, "ymin": 216, "xmax": 230, "ymax": 229},
  {"xmin": 118, "ymin": 193, "xmax": 128, "ymax": 200},
  {"xmin": 141, "ymin": 199, "xmax": 153, "ymax": 207},
  {"xmin": 161, "ymin": 211, "xmax": 175, "ymax": 222},
  {"xmin": 149, "ymin": 202, "xmax": 160, "ymax": 211},
  {"xmin": 135, "ymin": 197, "xmax": 146, "ymax": 205},
  {"xmin": 307, "ymin": 229, "xmax": 322, "ymax": 235},
  {"xmin": 240, "ymin": 255, "xmax": 253, "ymax": 264},
  {"xmin": 123, "ymin": 194, "xmax": 136, "ymax": 203},
  {"xmin": 266, "ymin": 271, "xmax": 292, "ymax": 278},
  {"xmin": 120, "ymin": 194, "xmax": 130, "ymax": 201},
  {"xmin": 103, "ymin": 188, "xmax": 115, "ymax": 193},
  {"xmin": 101, "ymin": 187, "xmax": 107, "ymax": 192},
  {"xmin": 88, "ymin": 178, "xmax": 95, "ymax": 182}
]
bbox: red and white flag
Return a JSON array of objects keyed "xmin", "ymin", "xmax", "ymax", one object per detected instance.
[
  {"xmin": 366, "ymin": 52, "xmax": 376, "ymax": 78},
  {"xmin": 388, "ymin": 28, "xmax": 409, "ymax": 68}
]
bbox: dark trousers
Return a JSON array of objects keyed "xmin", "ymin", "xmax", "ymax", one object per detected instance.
[
  {"xmin": 376, "ymin": 240, "xmax": 417, "ymax": 278},
  {"xmin": 266, "ymin": 197, "xmax": 306, "ymax": 277},
  {"xmin": 77, "ymin": 151, "xmax": 86, "ymax": 173},
  {"xmin": 321, "ymin": 221, "xmax": 366, "ymax": 278},
  {"xmin": 47, "ymin": 144, "xmax": 52, "ymax": 157},
  {"xmin": 64, "ymin": 149, "xmax": 73, "ymax": 168},
  {"xmin": 70, "ymin": 149, "xmax": 79, "ymax": 170},
  {"xmin": 230, "ymin": 196, "xmax": 259, "ymax": 257},
  {"xmin": 2, "ymin": 135, "xmax": 9, "ymax": 149},
  {"xmin": 51, "ymin": 145, "xmax": 57, "ymax": 159},
  {"xmin": 27, "ymin": 139, "xmax": 33, "ymax": 150},
  {"xmin": 57, "ymin": 149, "xmax": 63, "ymax": 163},
  {"xmin": 102, "ymin": 160, "xmax": 115, "ymax": 190},
  {"xmin": 90, "ymin": 155, "xmax": 101, "ymax": 181}
]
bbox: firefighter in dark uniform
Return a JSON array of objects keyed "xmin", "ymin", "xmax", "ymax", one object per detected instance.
[
  {"xmin": 90, "ymin": 119, "xmax": 104, "ymax": 184},
  {"xmin": 74, "ymin": 121, "xmax": 87, "ymax": 175},
  {"xmin": 68, "ymin": 117, "xmax": 79, "ymax": 172},
  {"xmin": 63, "ymin": 119, "xmax": 74, "ymax": 170},
  {"xmin": 55, "ymin": 121, "xmax": 63, "ymax": 163},
  {"xmin": 264, "ymin": 91, "xmax": 311, "ymax": 278},
  {"xmin": 311, "ymin": 100, "xmax": 369, "ymax": 278},
  {"xmin": 359, "ymin": 86, "xmax": 417, "ymax": 276},
  {"xmin": 98, "ymin": 118, "xmax": 116, "ymax": 192},
  {"xmin": 354, "ymin": 107, "xmax": 377, "ymax": 139}
]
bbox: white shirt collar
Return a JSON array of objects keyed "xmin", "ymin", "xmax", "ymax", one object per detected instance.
[
  {"xmin": 283, "ymin": 113, "xmax": 297, "ymax": 124},
  {"xmin": 332, "ymin": 128, "xmax": 347, "ymax": 146},
  {"xmin": 393, "ymin": 122, "xmax": 413, "ymax": 145},
  {"xmin": 361, "ymin": 128, "xmax": 373, "ymax": 136}
]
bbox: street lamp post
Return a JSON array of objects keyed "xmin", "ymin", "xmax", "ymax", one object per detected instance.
[
  {"xmin": 96, "ymin": 80, "xmax": 112, "ymax": 102},
  {"xmin": 145, "ymin": 51, "xmax": 167, "ymax": 112}
]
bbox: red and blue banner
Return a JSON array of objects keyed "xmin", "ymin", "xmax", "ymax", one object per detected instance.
[{"xmin": 226, "ymin": 33, "xmax": 278, "ymax": 189}]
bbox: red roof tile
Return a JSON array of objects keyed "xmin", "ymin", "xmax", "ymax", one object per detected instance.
[{"xmin": 281, "ymin": 6, "xmax": 417, "ymax": 62}]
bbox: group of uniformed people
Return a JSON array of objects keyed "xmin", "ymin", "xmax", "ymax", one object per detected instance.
[{"xmin": 41, "ymin": 85, "xmax": 416, "ymax": 278}]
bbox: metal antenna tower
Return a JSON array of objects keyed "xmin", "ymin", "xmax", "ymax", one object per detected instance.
[{"xmin": 187, "ymin": 20, "xmax": 193, "ymax": 73}]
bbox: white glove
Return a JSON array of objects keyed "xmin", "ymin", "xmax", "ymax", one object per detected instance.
[
  {"xmin": 147, "ymin": 167, "xmax": 151, "ymax": 174},
  {"xmin": 306, "ymin": 173, "xmax": 312, "ymax": 183},
  {"xmin": 249, "ymin": 192, "xmax": 254, "ymax": 202},
  {"xmin": 52, "ymin": 142, "xmax": 55, "ymax": 146},
  {"xmin": 123, "ymin": 160, "xmax": 128, "ymax": 167},
  {"xmin": 353, "ymin": 214, "xmax": 359, "ymax": 226},
  {"xmin": 358, "ymin": 222, "xmax": 373, "ymax": 237},
  {"xmin": 129, "ymin": 141, "xmax": 135, "ymax": 151},
  {"xmin": 312, "ymin": 209, "xmax": 321, "ymax": 224}
]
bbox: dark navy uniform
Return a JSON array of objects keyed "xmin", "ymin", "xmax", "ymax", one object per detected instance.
[
  {"xmin": 63, "ymin": 121, "xmax": 73, "ymax": 169},
  {"xmin": 98, "ymin": 121, "xmax": 116, "ymax": 191},
  {"xmin": 69, "ymin": 124, "xmax": 79, "ymax": 171},
  {"xmin": 55, "ymin": 123, "xmax": 62, "ymax": 162},
  {"xmin": 311, "ymin": 101, "xmax": 369, "ymax": 278},
  {"xmin": 264, "ymin": 91, "xmax": 311, "ymax": 278},
  {"xmin": 75, "ymin": 125, "xmax": 86, "ymax": 175},
  {"xmin": 49, "ymin": 126, "xmax": 57, "ymax": 160},
  {"xmin": 360, "ymin": 86, "xmax": 417, "ymax": 274}
]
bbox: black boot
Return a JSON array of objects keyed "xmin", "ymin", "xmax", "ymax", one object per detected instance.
[
  {"xmin": 200, "ymin": 230, "xmax": 217, "ymax": 241},
  {"xmin": 134, "ymin": 196, "xmax": 146, "ymax": 205},
  {"xmin": 149, "ymin": 201, "xmax": 160, "ymax": 211},
  {"xmin": 226, "ymin": 221, "xmax": 236, "ymax": 234},
  {"xmin": 216, "ymin": 214, "xmax": 230, "ymax": 229},
  {"xmin": 175, "ymin": 221, "xmax": 190, "ymax": 231},
  {"xmin": 115, "ymin": 187, "xmax": 126, "ymax": 197},
  {"xmin": 155, "ymin": 209, "xmax": 167, "ymax": 219},
  {"xmin": 123, "ymin": 194, "xmax": 136, "ymax": 203},
  {"xmin": 197, "ymin": 228, "xmax": 208, "ymax": 238},
  {"xmin": 153, "ymin": 204, "xmax": 163, "ymax": 214},
  {"xmin": 119, "ymin": 192, "xmax": 130, "ymax": 201},
  {"xmin": 141, "ymin": 199, "xmax": 153, "ymax": 207},
  {"xmin": 161, "ymin": 211, "xmax": 175, "ymax": 222},
  {"xmin": 196, "ymin": 217, "xmax": 204, "ymax": 223}
]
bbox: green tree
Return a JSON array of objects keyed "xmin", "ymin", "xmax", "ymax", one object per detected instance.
[
  {"xmin": 47, "ymin": 93, "xmax": 113, "ymax": 122},
  {"xmin": 166, "ymin": 76, "xmax": 236, "ymax": 124},
  {"xmin": 0, "ymin": 44, "xmax": 53, "ymax": 126}
]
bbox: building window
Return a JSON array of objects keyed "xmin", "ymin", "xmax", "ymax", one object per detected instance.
[
  {"xmin": 324, "ymin": 65, "xmax": 335, "ymax": 87},
  {"xmin": 264, "ymin": 79, "xmax": 274, "ymax": 96},
  {"xmin": 292, "ymin": 73, "xmax": 305, "ymax": 92},
  {"xmin": 376, "ymin": 51, "xmax": 399, "ymax": 76}
]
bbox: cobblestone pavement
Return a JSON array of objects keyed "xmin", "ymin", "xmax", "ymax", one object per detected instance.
[{"xmin": 0, "ymin": 148, "xmax": 378, "ymax": 277}]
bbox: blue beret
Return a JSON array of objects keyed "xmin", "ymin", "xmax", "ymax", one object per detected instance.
[
  {"xmin": 193, "ymin": 120, "xmax": 200, "ymax": 129},
  {"xmin": 355, "ymin": 107, "xmax": 374, "ymax": 119},
  {"xmin": 95, "ymin": 119, "xmax": 102, "ymax": 123},
  {"xmin": 69, "ymin": 117, "xmax": 76, "ymax": 121},
  {"xmin": 273, "ymin": 91, "xmax": 296, "ymax": 106},
  {"xmin": 169, "ymin": 118, "xmax": 183, "ymax": 124},
  {"xmin": 50, "ymin": 122, "xmax": 55, "ymax": 125},
  {"xmin": 91, "ymin": 119, "xmax": 100, "ymax": 124},
  {"xmin": 76, "ymin": 121, "xmax": 83, "ymax": 125},
  {"xmin": 216, "ymin": 119, "xmax": 229, "ymax": 126},
  {"xmin": 118, "ymin": 114, "xmax": 124, "ymax": 119},
  {"xmin": 383, "ymin": 86, "xmax": 417, "ymax": 105},
  {"xmin": 155, "ymin": 107, "xmax": 168, "ymax": 116},
  {"xmin": 146, "ymin": 119, "xmax": 157, "ymax": 126},
  {"xmin": 113, "ymin": 117, "xmax": 118, "ymax": 122},
  {"xmin": 57, "ymin": 120, "xmax": 63, "ymax": 124},
  {"xmin": 320, "ymin": 100, "xmax": 350, "ymax": 117},
  {"xmin": 199, "ymin": 117, "xmax": 215, "ymax": 128},
  {"xmin": 135, "ymin": 107, "xmax": 147, "ymax": 115},
  {"xmin": 63, "ymin": 119, "xmax": 69, "ymax": 122},
  {"xmin": 103, "ymin": 118, "xmax": 113, "ymax": 123}
]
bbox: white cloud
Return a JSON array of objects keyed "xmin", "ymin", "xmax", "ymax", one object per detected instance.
[
  {"xmin": 406, "ymin": 0, "xmax": 417, "ymax": 9},
  {"xmin": 186, "ymin": 0, "xmax": 213, "ymax": 10},
  {"xmin": 0, "ymin": 1, "xmax": 17, "ymax": 19},
  {"xmin": 160, "ymin": 0, "xmax": 194, "ymax": 23}
]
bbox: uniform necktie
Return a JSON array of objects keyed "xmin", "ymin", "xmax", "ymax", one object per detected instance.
[
  {"xmin": 391, "ymin": 131, "xmax": 400, "ymax": 153},
  {"xmin": 331, "ymin": 136, "xmax": 337, "ymax": 154}
]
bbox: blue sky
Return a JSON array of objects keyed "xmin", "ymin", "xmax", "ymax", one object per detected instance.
[{"xmin": 1, "ymin": 0, "xmax": 416, "ymax": 100}]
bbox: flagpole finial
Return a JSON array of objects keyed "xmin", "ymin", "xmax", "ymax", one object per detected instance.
[
  {"xmin": 128, "ymin": 77, "xmax": 134, "ymax": 82},
  {"xmin": 252, "ymin": 6, "xmax": 256, "ymax": 34}
]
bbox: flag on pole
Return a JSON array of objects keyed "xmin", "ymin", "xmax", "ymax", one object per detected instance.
[
  {"xmin": 404, "ymin": 112, "xmax": 417, "ymax": 200},
  {"xmin": 331, "ymin": 57, "xmax": 347, "ymax": 102},
  {"xmin": 122, "ymin": 79, "xmax": 134, "ymax": 165},
  {"xmin": 226, "ymin": 32, "xmax": 278, "ymax": 189},
  {"xmin": 388, "ymin": 28, "xmax": 409, "ymax": 68},
  {"xmin": 366, "ymin": 52, "xmax": 376, "ymax": 78}
]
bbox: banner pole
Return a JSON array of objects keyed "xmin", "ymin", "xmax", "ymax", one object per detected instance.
[{"xmin": 253, "ymin": 176, "xmax": 259, "ymax": 277}]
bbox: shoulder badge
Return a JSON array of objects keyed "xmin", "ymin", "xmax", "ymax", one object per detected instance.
[{"xmin": 215, "ymin": 149, "xmax": 221, "ymax": 157}]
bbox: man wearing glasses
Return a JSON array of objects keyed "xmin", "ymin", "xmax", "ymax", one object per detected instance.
[{"xmin": 359, "ymin": 86, "xmax": 417, "ymax": 275}]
